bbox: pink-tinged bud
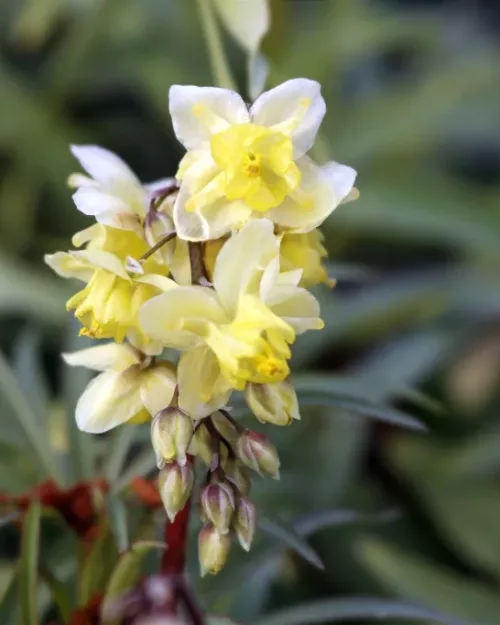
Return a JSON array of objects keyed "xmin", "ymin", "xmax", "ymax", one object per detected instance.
[
  {"xmin": 158, "ymin": 462, "xmax": 193, "ymax": 521},
  {"xmin": 145, "ymin": 207, "xmax": 175, "ymax": 249},
  {"xmin": 151, "ymin": 408, "xmax": 193, "ymax": 467},
  {"xmin": 234, "ymin": 497, "xmax": 257, "ymax": 552},
  {"xmin": 198, "ymin": 523, "xmax": 232, "ymax": 577},
  {"xmin": 190, "ymin": 423, "xmax": 214, "ymax": 466},
  {"xmin": 236, "ymin": 430, "xmax": 280, "ymax": 479},
  {"xmin": 244, "ymin": 381, "xmax": 300, "ymax": 426},
  {"xmin": 201, "ymin": 481, "xmax": 235, "ymax": 534},
  {"xmin": 224, "ymin": 459, "xmax": 252, "ymax": 496}
]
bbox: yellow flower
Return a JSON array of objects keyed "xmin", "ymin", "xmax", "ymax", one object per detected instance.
[
  {"xmin": 45, "ymin": 225, "xmax": 171, "ymax": 350},
  {"xmin": 62, "ymin": 342, "xmax": 177, "ymax": 433},
  {"xmin": 139, "ymin": 219, "xmax": 323, "ymax": 410},
  {"xmin": 169, "ymin": 79, "xmax": 357, "ymax": 241},
  {"xmin": 280, "ymin": 229, "xmax": 335, "ymax": 288}
]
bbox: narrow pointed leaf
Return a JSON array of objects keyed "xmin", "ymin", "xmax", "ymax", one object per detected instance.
[
  {"xmin": 19, "ymin": 501, "xmax": 41, "ymax": 625},
  {"xmin": 258, "ymin": 517, "xmax": 324, "ymax": 570},
  {"xmin": 255, "ymin": 598, "xmax": 476, "ymax": 625}
]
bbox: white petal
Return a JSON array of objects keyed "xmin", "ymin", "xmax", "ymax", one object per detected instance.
[
  {"xmin": 268, "ymin": 286, "xmax": 324, "ymax": 334},
  {"xmin": 140, "ymin": 364, "xmax": 177, "ymax": 416},
  {"xmin": 72, "ymin": 187, "xmax": 132, "ymax": 218},
  {"xmin": 62, "ymin": 342, "xmax": 139, "ymax": 372},
  {"xmin": 71, "ymin": 224, "xmax": 103, "ymax": 248},
  {"xmin": 213, "ymin": 219, "xmax": 278, "ymax": 314},
  {"xmin": 173, "ymin": 186, "xmax": 210, "ymax": 242},
  {"xmin": 177, "ymin": 348, "xmax": 232, "ymax": 419},
  {"xmin": 268, "ymin": 156, "xmax": 355, "ymax": 233},
  {"xmin": 75, "ymin": 368, "xmax": 143, "ymax": 434},
  {"xmin": 135, "ymin": 274, "xmax": 178, "ymax": 291},
  {"xmin": 169, "ymin": 85, "xmax": 250, "ymax": 150},
  {"xmin": 72, "ymin": 250, "xmax": 129, "ymax": 279},
  {"xmin": 250, "ymin": 78, "xmax": 326, "ymax": 157},
  {"xmin": 144, "ymin": 177, "xmax": 177, "ymax": 194},
  {"xmin": 321, "ymin": 161, "xmax": 358, "ymax": 203},
  {"xmin": 138, "ymin": 287, "xmax": 227, "ymax": 350},
  {"xmin": 71, "ymin": 145, "xmax": 141, "ymax": 186},
  {"xmin": 212, "ymin": 0, "xmax": 269, "ymax": 53},
  {"xmin": 44, "ymin": 251, "xmax": 93, "ymax": 282}
]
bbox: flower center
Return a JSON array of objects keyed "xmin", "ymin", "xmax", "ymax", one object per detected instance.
[{"xmin": 210, "ymin": 123, "xmax": 301, "ymax": 212}]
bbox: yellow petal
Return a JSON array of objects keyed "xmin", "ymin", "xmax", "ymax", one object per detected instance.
[
  {"xmin": 140, "ymin": 363, "xmax": 177, "ymax": 416},
  {"xmin": 62, "ymin": 342, "xmax": 140, "ymax": 372}
]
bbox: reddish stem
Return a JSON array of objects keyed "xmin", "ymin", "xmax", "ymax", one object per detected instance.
[{"xmin": 161, "ymin": 456, "xmax": 194, "ymax": 575}]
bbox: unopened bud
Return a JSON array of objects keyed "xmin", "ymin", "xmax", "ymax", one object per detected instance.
[
  {"xmin": 201, "ymin": 481, "xmax": 235, "ymax": 534},
  {"xmin": 236, "ymin": 430, "xmax": 280, "ymax": 479},
  {"xmin": 151, "ymin": 408, "xmax": 193, "ymax": 467},
  {"xmin": 158, "ymin": 462, "xmax": 193, "ymax": 521},
  {"xmin": 224, "ymin": 459, "xmax": 252, "ymax": 496},
  {"xmin": 190, "ymin": 423, "xmax": 213, "ymax": 466},
  {"xmin": 198, "ymin": 523, "xmax": 231, "ymax": 577},
  {"xmin": 145, "ymin": 208, "xmax": 175, "ymax": 249},
  {"xmin": 244, "ymin": 381, "xmax": 300, "ymax": 426},
  {"xmin": 234, "ymin": 497, "xmax": 257, "ymax": 552}
]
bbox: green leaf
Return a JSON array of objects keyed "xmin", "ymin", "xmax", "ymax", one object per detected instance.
[
  {"xmin": 358, "ymin": 538, "xmax": 500, "ymax": 625},
  {"xmin": 12, "ymin": 327, "xmax": 49, "ymax": 422},
  {"xmin": 255, "ymin": 598, "xmax": 475, "ymax": 625},
  {"xmin": 105, "ymin": 426, "xmax": 137, "ymax": 484},
  {"xmin": 111, "ymin": 448, "xmax": 156, "ymax": 495},
  {"xmin": 389, "ymin": 437, "xmax": 500, "ymax": 580},
  {"xmin": 19, "ymin": 501, "xmax": 41, "ymax": 625},
  {"xmin": 78, "ymin": 523, "xmax": 118, "ymax": 606},
  {"xmin": 0, "ymin": 350, "xmax": 62, "ymax": 483},
  {"xmin": 297, "ymin": 392, "xmax": 426, "ymax": 432},
  {"xmin": 0, "ymin": 252, "xmax": 69, "ymax": 324},
  {"xmin": 39, "ymin": 566, "xmax": 72, "ymax": 623},
  {"xmin": 293, "ymin": 508, "xmax": 401, "ymax": 537},
  {"xmin": 258, "ymin": 516, "xmax": 324, "ymax": 570},
  {"xmin": 62, "ymin": 323, "xmax": 95, "ymax": 483},
  {"xmin": 106, "ymin": 495, "xmax": 130, "ymax": 554},
  {"xmin": 103, "ymin": 541, "xmax": 165, "ymax": 611},
  {"xmin": 0, "ymin": 569, "xmax": 18, "ymax": 625}
]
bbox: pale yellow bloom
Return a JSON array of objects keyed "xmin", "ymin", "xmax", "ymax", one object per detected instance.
[
  {"xmin": 45, "ymin": 225, "xmax": 170, "ymax": 350},
  {"xmin": 169, "ymin": 79, "xmax": 357, "ymax": 241},
  {"xmin": 280, "ymin": 229, "xmax": 334, "ymax": 288},
  {"xmin": 139, "ymin": 220, "xmax": 323, "ymax": 409},
  {"xmin": 62, "ymin": 342, "xmax": 176, "ymax": 433},
  {"xmin": 69, "ymin": 144, "xmax": 174, "ymax": 231}
]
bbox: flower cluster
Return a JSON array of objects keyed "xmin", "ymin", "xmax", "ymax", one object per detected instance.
[{"xmin": 46, "ymin": 78, "xmax": 357, "ymax": 575}]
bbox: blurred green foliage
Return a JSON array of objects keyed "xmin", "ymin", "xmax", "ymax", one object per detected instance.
[{"xmin": 1, "ymin": 0, "xmax": 500, "ymax": 623}]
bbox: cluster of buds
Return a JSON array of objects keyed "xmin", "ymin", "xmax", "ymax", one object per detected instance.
[
  {"xmin": 151, "ymin": 406, "xmax": 279, "ymax": 576},
  {"xmin": 46, "ymin": 77, "xmax": 357, "ymax": 575}
]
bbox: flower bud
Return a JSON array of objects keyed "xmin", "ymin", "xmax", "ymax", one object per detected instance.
[
  {"xmin": 224, "ymin": 459, "xmax": 252, "ymax": 496},
  {"xmin": 198, "ymin": 523, "xmax": 231, "ymax": 577},
  {"xmin": 151, "ymin": 408, "xmax": 193, "ymax": 467},
  {"xmin": 190, "ymin": 423, "xmax": 214, "ymax": 466},
  {"xmin": 145, "ymin": 207, "xmax": 175, "ymax": 249},
  {"xmin": 234, "ymin": 497, "xmax": 257, "ymax": 552},
  {"xmin": 236, "ymin": 430, "xmax": 280, "ymax": 479},
  {"xmin": 201, "ymin": 481, "xmax": 235, "ymax": 534},
  {"xmin": 158, "ymin": 462, "xmax": 193, "ymax": 521},
  {"xmin": 244, "ymin": 381, "xmax": 300, "ymax": 426}
]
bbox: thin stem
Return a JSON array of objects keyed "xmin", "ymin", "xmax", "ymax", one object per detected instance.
[
  {"xmin": 188, "ymin": 242, "xmax": 207, "ymax": 284},
  {"xmin": 195, "ymin": 0, "xmax": 237, "ymax": 90},
  {"xmin": 139, "ymin": 232, "xmax": 176, "ymax": 263}
]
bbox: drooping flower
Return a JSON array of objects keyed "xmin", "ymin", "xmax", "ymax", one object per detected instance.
[
  {"xmin": 69, "ymin": 144, "xmax": 175, "ymax": 231},
  {"xmin": 139, "ymin": 219, "xmax": 323, "ymax": 410},
  {"xmin": 169, "ymin": 78, "xmax": 357, "ymax": 241},
  {"xmin": 45, "ymin": 225, "xmax": 170, "ymax": 348},
  {"xmin": 280, "ymin": 229, "xmax": 335, "ymax": 288},
  {"xmin": 63, "ymin": 342, "xmax": 177, "ymax": 433}
]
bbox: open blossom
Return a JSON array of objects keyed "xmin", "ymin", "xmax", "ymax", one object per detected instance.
[
  {"xmin": 63, "ymin": 342, "xmax": 177, "ymax": 433},
  {"xmin": 45, "ymin": 225, "xmax": 169, "ymax": 348},
  {"xmin": 169, "ymin": 78, "xmax": 357, "ymax": 241},
  {"xmin": 139, "ymin": 219, "xmax": 323, "ymax": 408},
  {"xmin": 69, "ymin": 144, "xmax": 175, "ymax": 231}
]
